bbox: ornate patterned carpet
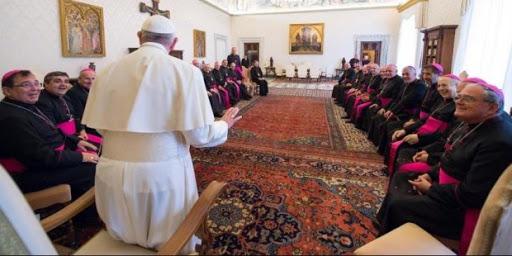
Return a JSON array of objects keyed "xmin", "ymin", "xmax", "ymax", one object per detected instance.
[{"xmin": 193, "ymin": 86, "xmax": 387, "ymax": 254}]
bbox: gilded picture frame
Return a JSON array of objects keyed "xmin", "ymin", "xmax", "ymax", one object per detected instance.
[
  {"xmin": 193, "ymin": 29, "xmax": 206, "ymax": 58},
  {"xmin": 59, "ymin": 0, "xmax": 106, "ymax": 57},
  {"xmin": 289, "ymin": 23, "xmax": 324, "ymax": 55}
]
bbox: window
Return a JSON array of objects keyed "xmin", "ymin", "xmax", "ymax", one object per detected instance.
[
  {"xmin": 396, "ymin": 14, "xmax": 419, "ymax": 71},
  {"xmin": 454, "ymin": 0, "xmax": 512, "ymax": 110}
]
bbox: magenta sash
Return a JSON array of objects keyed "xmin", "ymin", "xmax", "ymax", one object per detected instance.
[
  {"xmin": 0, "ymin": 158, "xmax": 26, "ymax": 174},
  {"xmin": 87, "ymin": 134, "xmax": 102, "ymax": 144},
  {"xmin": 218, "ymin": 87, "xmax": 231, "ymax": 108},
  {"xmin": 351, "ymin": 97, "xmax": 363, "ymax": 120},
  {"xmin": 212, "ymin": 86, "xmax": 223, "ymax": 102},
  {"xmin": 380, "ymin": 97, "xmax": 392, "ymax": 108},
  {"xmin": 460, "ymin": 209, "xmax": 480, "ymax": 255},
  {"xmin": 355, "ymin": 101, "xmax": 372, "ymax": 121},
  {"xmin": 1, "ymin": 144, "xmax": 65, "ymax": 174},
  {"xmin": 417, "ymin": 116, "xmax": 449, "ymax": 135},
  {"xmin": 398, "ymin": 162, "xmax": 431, "ymax": 174},
  {"xmin": 344, "ymin": 93, "xmax": 351, "ymax": 104},
  {"xmin": 388, "ymin": 140, "xmax": 404, "ymax": 176},
  {"xmin": 439, "ymin": 167, "xmax": 480, "ymax": 255},
  {"xmin": 439, "ymin": 168, "xmax": 460, "ymax": 185},
  {"xmin": 419, "ymin": 111, "xmax": 429, "ymax": 120},
  {"xmin": 56, "ymin": 119, "xmax": 77, "ymax": 136},
  {"xmin": 367, "ymin": 88, "xmax": 376, "ymax": 94},
  {"xmin": 404, "ymin": 107, "xmax": 418, "ymax": 116},
  {"xmin": 227, "ymin": 79, "xmax": 241, "ymax": 99}
]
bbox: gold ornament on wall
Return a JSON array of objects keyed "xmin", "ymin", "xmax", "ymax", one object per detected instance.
[
  {"xmin": 193, "ymin": 29, "xmax": 206, "ymax": 58},
  {"xmin": 289, "ymin": 23, "xmax": 324, "ymax": 55},
  {"xmin": 59, "ymin": 0, "xmax": 106, "ymax": 57}
]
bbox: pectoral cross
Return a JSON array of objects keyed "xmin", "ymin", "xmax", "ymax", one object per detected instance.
[{"xmin": 140, "ymin": 0, "xmax": 170, "ymax": 18}]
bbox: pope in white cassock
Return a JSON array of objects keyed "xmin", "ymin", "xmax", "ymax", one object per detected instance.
[{"xmin": 82, "ymin": 15, "xmax": 241, "ymax": 252}]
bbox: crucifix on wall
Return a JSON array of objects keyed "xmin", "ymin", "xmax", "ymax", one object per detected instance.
[{"xmin": 140, "ymin": 0, "xmax": 170, "ymax": 18}]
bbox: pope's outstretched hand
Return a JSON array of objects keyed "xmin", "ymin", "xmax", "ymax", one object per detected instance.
[{"xmin": 221, "ymin": 107, "xmax": 242, "ymax": 128}]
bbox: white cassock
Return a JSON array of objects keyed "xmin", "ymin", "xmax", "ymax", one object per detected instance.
[{"xmin": 82, "ymin": 42, "xmax": 228, "ymax": 252}]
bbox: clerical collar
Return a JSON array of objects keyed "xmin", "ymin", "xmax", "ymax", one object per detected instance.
[
  {"xmin": 77, "ymin": 84, "xmax": 90, "ymax": 93},
  {"xmin": 141, "ymin": 42, "xmax": 168, "ymax": 53},
  {"xmin": 42, "ymin": 89, "xmax": 61, "ymax": 99},
  {"xmin": 467, "ymin": 114, "xmax": 499, "ymax": 127},
  {"xmin": 2, "ymin": 97, "xmax": 36, "ymax": 109}
]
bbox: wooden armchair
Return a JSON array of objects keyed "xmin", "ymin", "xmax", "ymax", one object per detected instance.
[
  {"xmin": 243, "ymin": 66, "xmax": 259, "ymax": 96},
  {"xmin": 0, "ymin": 166, "xmax": 227, "ymax": 255},
  {"xmin": 354, "ymin": 164, "xmax": 512, "ymax": 255},
  {"xmin": 25, "ymin": 184, "xmax": 72, "ymax": 212}
]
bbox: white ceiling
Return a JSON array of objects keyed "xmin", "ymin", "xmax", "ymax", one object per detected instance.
[{"xmin": 201, "ymin": 0, "xmax": 405, "ymax": 15}]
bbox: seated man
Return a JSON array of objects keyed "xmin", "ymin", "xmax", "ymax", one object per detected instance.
[
  {"xmin": 0, "ymin": 70, "xmax": 97, "ymax": 198},
  {"xmin": 377, "ymin": 79, "xmax": 512, "ymax": 241},
  {"xmin": 201, "ymin": 64, "xmax": 224, "ymax": 117},
  {"xmin": 375, "ymin": 66, "xmax": 427, "ymax": 155},
  {"xmin": 383, "ymin": 75, "xmax": 459, "ymax": 174},
  {"xmin": 250, "ymin": 60, "xmax": 269, "ymax": 96},
  {"xmin": 37, "ymin": 71, "xmax": 81, "ymax": 137},
  {"xmin": 366, "ymin": 64, "xmax": 404, "ymax": 145},
  {"xmin": 387, "ymin": 75, "xmax": 461, "ymax": 174},
  {"xmin": 337, "ymin": 60, "xmax": 363, "ymax": 106},
  {"xmin": 227, "ymin": 62, "xmax": 252, "ymax": 100},
  {"xmin": 212, "ymin": 61, "xmax": 233, "ymax": 108},
  {"xmin": 219, "ymin": 60, "xmax": 239, "ymax": 105},
  {"xmin": 361, "ymin": 67, "xmax": 388, "ymax": 131},
  {"xmin": 343, "ymin": 64, "xmax": 371, "ymax": 115},
  {"xmin": 333, "ymin": 59, "xmax": 359, "ymax": 104},
  {"xmin": 66, "ymin": 68, "xmax": 101, "ymax": 144},
  {"xmin": 351, "ymin": 64, "xmax": 382, "ymax": 126}
]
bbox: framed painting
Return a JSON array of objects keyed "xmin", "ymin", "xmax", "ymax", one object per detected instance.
[
  {"xmin": 59, "ymin": 0, "xmax": 105, "ymax": 57},
  {"xmin": 289, "ymin": 23, "xmax": 324, "ymax": 55},
  {"xmin": 360, "ymin": 41, "xmax": 382, "ymax": 65},
  {"xmin": 193, "ymin": 29, "xmax": 206, "ymax": 58}
]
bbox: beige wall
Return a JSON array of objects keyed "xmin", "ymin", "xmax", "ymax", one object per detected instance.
[
  {"xmin": 231, "ymin": 7, "xmax": 401, "ymax": 77},
  {"xmin": 0, "ymin": 0, "xmax": 231, "ymax": 98}
]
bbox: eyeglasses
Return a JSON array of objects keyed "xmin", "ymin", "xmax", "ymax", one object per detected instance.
[
  {"xmin": 13, "ymin": 81, "xmax": 42, "ymax": 89},
  {"xmin": 454, "ymin": 94, "xmax": 479, "ymax": 104}
]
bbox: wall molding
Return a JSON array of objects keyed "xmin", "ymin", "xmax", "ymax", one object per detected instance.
[
  {"xmin": 238, "ymin": 37, "xmax": 264, "ymax": 61},
  {"xmin": 397, "ymin": 0, "xmax": 428, "ymax": 13},
  {"xmin": 214, "ymin": 33, "xmax": 228, "ymax": 61},
  {"xmin": 354, "ymin": 34, "xmax": 391, "ymax": 65}
]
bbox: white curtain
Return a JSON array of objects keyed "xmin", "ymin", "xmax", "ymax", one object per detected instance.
[
  {"xmin": 453, "ymin": 0, "xmax": 512, "ymax": 110},
  {"xmin": 396, "ymin": 14, "xmax": 419, "ymax": 71}
]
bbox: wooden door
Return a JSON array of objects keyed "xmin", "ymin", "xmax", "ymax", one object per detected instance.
[
  {"xmin": 360, "ymin": 41, "xmax": 382, "ymax": 65},
  {"xmin": 244, "ymin": 43, "xmax": 260, "ymax": 65}
]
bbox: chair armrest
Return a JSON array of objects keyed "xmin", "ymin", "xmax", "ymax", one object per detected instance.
[
  {"xmin": 157, "ymin": 181, "xmax": 227, "ymax": 255},
  {"xmin": 354, "ymin": 223, "xmax": 456, "ymax": 255},
  {"xmin": 24, "ymin": 184, "xmax": 72, "ymax": 210},
  {"xmin": 40, "ymin": 187, "xmax": 95, "ymax": 232}
]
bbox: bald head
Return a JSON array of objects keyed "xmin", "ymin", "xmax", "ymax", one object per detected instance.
[
  {"xmin": 78, "ymin": 69, "xmax": 95, "ymax": 89},
  {"xmin": 192, "ymin": 59, "xmax": 201, "ymax": 68},
  {"xmin": 401, "ymin": 66, "xmax": 417, "ymax": 83}
]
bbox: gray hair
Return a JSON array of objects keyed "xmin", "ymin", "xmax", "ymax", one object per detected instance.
[
  {"xmin": 403, "ymin": 65, "xmax": 416, "ymax": 74},
  {"xmin": 481, "ymin": 86, "xmax": 504, "ymax": 112},
  {"xmin": 140, "ymin": 30, "xmax": 174, "ymax": 44}
]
